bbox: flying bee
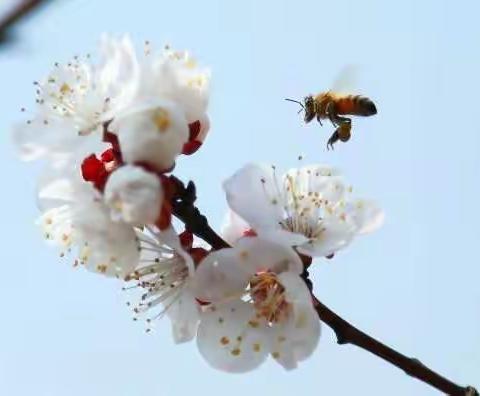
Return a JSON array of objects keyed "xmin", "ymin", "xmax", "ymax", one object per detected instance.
[{"xmin": 286, "ymin": 68, "xmax": 377, "ymax": 149}]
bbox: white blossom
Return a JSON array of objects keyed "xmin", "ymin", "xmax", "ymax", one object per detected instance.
[
  {"xmin": 108, "ymin": 45, "xmax": 211, "ymax": 169},
  {"xmin": 134, "ymin": 45, "xmax": 210, "ymax": 124},
  {"xmin": 223, "ymin": 163, "xmax": 384, "ymax": 257},
  {"xmin": 125, "ymin": 227, "xmax": 200, "ymax": 343},
  {"xmin": 111, "ymin": 100, "xmax": 189, "ymax": 171},
  {"xmin": 193, "ymin": 237, "xmax": 320, "ymax": 372},
  {"xmin": 13, "ymin": 35, "xmax": 211, "ymax": 169},
  {"xmin": 104, "ymin": 165, "xmax": 163, "ymax": 225},
  {"xmin": 13, "ymin": 35, "xmax": 139, "ymax": 161},
  {"xmin": 38, "ymin": 168, "xmax": 139, "ymax": 278}
]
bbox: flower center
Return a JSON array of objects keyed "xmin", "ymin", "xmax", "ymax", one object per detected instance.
[
  {"xmin": 279, "ymin": 172, "xmax": 348, "ymax": 240},
  {"xmin": 249, "ymin": 272, "xmax": 290, "ymax": 324},
  {"xmin": 152, "ymin": 109, "xmax": 171, "ymax": 133}
]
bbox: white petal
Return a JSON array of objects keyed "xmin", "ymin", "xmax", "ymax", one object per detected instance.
[
  {"xmin": 95, "ymin": 34, "xmax": 139, "ymax": 117},
  {"xmin": 140, "ymin": 226, "xmax": 195, "ymax": 276},
  {"xmin": 284, "ymin": 165, "xmax": 345, "ymax": 203},
  {"xmin": 197, "ymin": 301, "xmax": 270, "ymax": 373},
  {"xmin": 271, "ymin": 304, "xmax": 320, "ymax": 370},
  {"xmin": 277, "ymin": 272, "xmax": 312, "ymax": 307},
  {"xmin": 150, "ymin": 49, "xmax": 210, "ymax": 123},
  {"xmin": 37, "ymin": 177, "xmax": 75, "ymax": 210},
  {"xmin": 104, "ymin": 165, "xmax": 162, "ymax": 226},
  {"xmin": 38, "ymin": 205, "xmax": 74, "ymax": 249},
  {"xmin": 113, "ymin": 100, "xmax": 189, "ymax": 171},
  {"xmin": 256, "ymin": 228, "xmax": 309, "ymax": 248},
  {"xmin": 223, "ymin": 163, "xmax": 285, "ymax": 230},
  {"xmin": 13, "ymin": 117, "xmax": 84, "ymax": 161},
  {"xmin": 220, "ymin": 210, "xmax": 250, "ymax": 245},
  {"xmin": 192, "ymin": 248, "xmax": 250, "ymax": 303},
  {"xmin": 166, "ymin": 286, "xmax": 199, "ymax": 344},
  {"xmin": 73, "ymin": 195, "xmax": 139, "ymax": 277},
  {"xmin": 235, "ymin": 237, "xmax": 303, "ymax": 275},
  {"xmin": 297, "ymin": 219, "xmax": 355, "ymax": 257},
  {"xmin": 349, "ymin": 199, "xmax": 385, "ymax": 234},
  {"xmin": 148, "ymin": 225, "xmax": 181, "ymax": 250}
]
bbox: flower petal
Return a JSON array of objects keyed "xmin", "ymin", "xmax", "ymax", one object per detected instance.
[
  {"xmin": 104, "ymin": 165, "xmax": 163, "ymax": 225},
  {"xmin": 192, "ymin": 248, "xmax": 250, "ymax": 303},
  {"xmin": 72, "ymin": 192, "xmax": 140, "ymax": 277},
  {"xmin": 223, "ymin": 163, "xmax": 285, "ymax": 230},
  {"xmin": 271, "ymin": 303, "xmax": 320, "ymax": 370},
  {"xmin": 166, "ymin": 286, "xmax": 199, "ymax": 344},
  {"xmin": 113, "ymin": 100, "xmax": 189, "ymax": 171},
  {"xmin": 220, "ymin": 209, "xmax": 251, "ymax": 245},
  {"xmin": 349, "ymin": 199, "xmax": 385, "ymax": 234},
  {"xmin": 256, "ymin": 228, "xmax": 309, "ymax": 248},
  {"xmin": 234, "ymin": 237, "xmax": 303, "ymax": 275},
  {"xmin": 197, "ymin": 301, "xmax": 270, "ymax": 373},
  {"xmin": 277, "ymin": 272, "xmax": 313, "ymax": 307},
  {"xmin": 284, "ymin": 165, "xmax": 345, "ymax": 203},
  {"xmin": 297, "ymin": 219, "xmax": 355, "ymax": 257}
]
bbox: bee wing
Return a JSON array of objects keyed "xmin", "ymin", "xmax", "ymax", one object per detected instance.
[{"xmin": 330, "ymin": 65, "xmax": 359, "ymax": 94}]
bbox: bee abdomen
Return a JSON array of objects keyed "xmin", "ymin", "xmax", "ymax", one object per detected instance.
[{"xmin": 336, "ymin": 95, "xmax": 377, "ymax": 117}]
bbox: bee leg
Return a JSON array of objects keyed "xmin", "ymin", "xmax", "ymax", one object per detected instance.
[
  {"xmin": 326, "ymin": 102, "xmax": 338, "ymax": 127},
  {"xmin": 327, "ymin": 131, "xmax": 339, "ymax": 150},
  {"xmin": 316, "ymin": 113, "xmax": 323, "ymax": 126},
  {"xmin": 327, "ymin": 121, "xmax": 352, "ymax": 150},
  {"xmin": 333, "ymin": 114, "xmax": 351, "ymax": 128},
  {"xmin": 337, "ymin": 120, "xmax": 352, "ymax": 142}
]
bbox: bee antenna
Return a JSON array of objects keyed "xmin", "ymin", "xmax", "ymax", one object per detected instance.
[{"xmin": 285, "ymin": 98, "xmax": 305, "ymax": 112}]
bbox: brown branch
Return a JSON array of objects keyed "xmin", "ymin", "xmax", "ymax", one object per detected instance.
[
  {"xmin": 313, "ymin": 297, "xmax": 478, "ymax": 395},
  {"xmin": 0, "ymin": 0, "xmax": 51, "ymax": 46},
  {"xmin": 169, "ymin": 177, "xmax": 478, "ymax": 395},
  {"xmin": 169, "ymin": 176, "xmax": 230, "ymax": 250}
]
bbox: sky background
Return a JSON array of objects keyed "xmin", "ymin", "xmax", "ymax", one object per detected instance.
[{"xmin": 0, "ymin": 0, "xmax": 479, "ymax": 395}]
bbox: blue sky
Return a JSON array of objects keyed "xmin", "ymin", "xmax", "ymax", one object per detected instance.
[{"xmin": 0, "ymin": 0, "xmax": 479, "ymax": 395}]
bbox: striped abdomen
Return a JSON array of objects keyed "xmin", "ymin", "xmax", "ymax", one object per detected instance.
[{"xmin": 335, "ymin": 95, "xmax": 377, "ymax": 116}]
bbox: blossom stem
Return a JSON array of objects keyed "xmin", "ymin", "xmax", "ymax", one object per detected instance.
[
  {"xmin": 0, "ymin": 0, "xmax": 51, "ymax": 45},
  {"xmin": 169, "ymin": 176, "xmax": 230, "ymax": 250},
  {"xmin": 312, "ymin": 296, "xmax": 478, "ymax": 396},
  {"xmin": 169, "ymin": 175, "xmax": 477, "ymax": 394}
]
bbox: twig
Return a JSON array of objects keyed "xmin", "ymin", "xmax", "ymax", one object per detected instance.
[
  {"xmin": 169, "ymin": 176, "xmax": 478, "ymax": 395},
  {"xmin": 0, "ymin": 0, "xmax": 51, "ymax": 46},
  {"xmin": 313, "ymin": 297, "xmax": 478, "ymax": 396},
  {"xmin": 169, "ymin": 176, "xmax": 229, "ymax": 250}
]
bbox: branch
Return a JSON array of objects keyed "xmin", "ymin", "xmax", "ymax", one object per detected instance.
[
  {"xmin": 169, "ymin": 177, "xmax": 478, "ymax": 395},
  {"xmin": 169, "ymin": 176, "xmax": 230, "ymax": 250},
  {"xmin": 313, "ymin": 297, "xmax": 478, "ymax": 396},
  {"xmin": 0, "ymin": 0, "xmax": 51, "ymax": 46}
]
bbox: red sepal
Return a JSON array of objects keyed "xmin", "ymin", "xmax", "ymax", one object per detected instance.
[
  {"xmin": 182, "ymin": 140, "xmax": 202, "ymax": 155},
  {"xmin": 188, "ymin": 120, "xmax": 201, "ymax": 141},
  {"xmin": 243, "ymin": 229, "xmax": 258, "ymax": 237},
  {"xmin": 179, "ymin": 231, "xmax": 194, "ymax": 250},
  {"xmin": 81, "ymin": 154, "xmax": 108, "ymax": 191},
  {"xmin": 156, "ymin": 201, "xmax": 172, "ymax": 230},
  {"xmin": 81, "ymin": 154, "xmax": 103, "ymax": 181},
  {"xmin": 189, "ymin": 247, "xmax": 209, "ymax": 265},
  {"xmin": 196, "ymin": 298, "xmax": 210, "ymax": 306},
  {"xmin": 101, "ymin": 148, "xmax": 115, "ymax": 162},
  {"xmin": 103, "ymin": 130, "xmax": 123, "ymax": 163}
]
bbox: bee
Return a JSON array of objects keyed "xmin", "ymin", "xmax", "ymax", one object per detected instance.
[{"xmin": 286, "ymin": 69, "xmax": 377, "ymax": 149}]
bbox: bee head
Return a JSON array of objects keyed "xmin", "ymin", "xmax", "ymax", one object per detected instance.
[{"xmin": 303, "ymin": 96, "xmax": 316, "ymax": 123}]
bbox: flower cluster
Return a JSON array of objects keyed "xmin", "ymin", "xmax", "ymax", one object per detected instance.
[
  {"xmin": 14, "ymin": 35, "xmax": 383, "ymax": 373},
  {"xmin": 17, "ymin": 35, "xmax": 210, "ymax": 278}
]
